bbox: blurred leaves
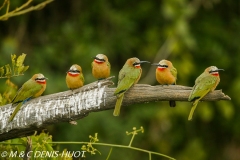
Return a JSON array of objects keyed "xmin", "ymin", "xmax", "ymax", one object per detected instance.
[
  {"xmin": 0, "ymin": 79, "xmax": 18, "ymax": 105},
  {"xmin": 0, "ymin": 0, "xmax": 239, "ymax": 159},
  {"xmin": 0, "ymin": 53, "xmax": 28, "ymax": 105},
  {"xmin": 0, "ymin": 53, "xmax": 29, "ymax": 79},
  {"xmin": 0, "ymin": 131, "xmax": 74, "ymax": 160}
]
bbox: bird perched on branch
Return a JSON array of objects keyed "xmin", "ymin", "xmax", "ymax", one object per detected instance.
[
  {"xmin": 113, "ymin": 57, "xmax": 149, "ymax": 116},
  {"xmin": 188, "ymin": 66, "xmax": 224, "ymax": 120},
  {"xmin": 92, "ymin": 54, "xmax": 111, "ymax": 80},
  {"xmin": 9, "ymin": 73, "xmax": 47, "ymax": 122},
  {"xmin": 152, "ymin": 60, "xmax": 177, "ymax": 107},
  {"xmin": 66, "ymin": 64, "xmax": 84, "ymax": 90}
]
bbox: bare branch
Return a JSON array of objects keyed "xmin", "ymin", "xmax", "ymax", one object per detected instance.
[
  {"xmin": 0, "ymin": 0, "xmax": 54, "ymax": 21},
  {"xmin": 0, "ymin": 77, "xmax": 230, "ymax": 141}
]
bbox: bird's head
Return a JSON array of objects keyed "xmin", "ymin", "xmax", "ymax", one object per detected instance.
[
  {"xmin": 127, "ymin": 57, "xmax": 150, "ymax": 69},
  {"xmin": 152, "ymin": 59, "xmax": 172, "ymax": 71},
  {"xmin": 33, "ymin": 73, "xmax": 47, "ymax": 84},
  {"xmin": 67, "ymin": 64, "xmax": 82, "ymax": 76},
  {"xmin": 206, "ymin": 66, "xmax": 224, "ymax": 76},
  {"xmin": 93, "ymin": 54, "xmax": 108, "ymax": 64}
]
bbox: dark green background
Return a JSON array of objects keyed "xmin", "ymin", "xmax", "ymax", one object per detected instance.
[{"xmin": 1, "ymin": 0, "xmax": 239, "ymax": 159}]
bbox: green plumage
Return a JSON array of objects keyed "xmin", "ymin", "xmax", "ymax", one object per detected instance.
[
  {"xmin": 113, "ymin": 58, "xmax": 142, "ymax": 116},
  {"xmin": 188, "ymin": 68, "xmax": 220, "ymax": 120},
  {"xmin": 9, "ymin": 78, "xmax": 44, "ymax": 122},
  {"xmin": 12, "ymin": 79, "xmax": 43, "ymax": 103},
  {"xmin": 170, "ymin": 67, "xmax": 177, "ymax": 84},
  {"xmin": 169, "ymin": 66, "xmax": 177, "ymax": 107}
]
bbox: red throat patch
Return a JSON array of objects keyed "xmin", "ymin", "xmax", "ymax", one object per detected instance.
[
  {"xmin": 36, "ymin": 80, "xmax": 46, "ymax": 84},
  {"xmin": 94, "ymin": 59, "xmax": 104, "ymax": 64},
  {"xmin": 135, "ymin": 64, "xmax": 141, "ymax": 68},
  {"xmin": 157, "ymin": 67, "xmax": 165, "ymax": 71},
  {"xmin": 68, "ymin": 72, "xmax": 80, "ymax": 77},
  {"xmin": 211, "ymin": 73, "xmax": 219, "ymax": 76}
]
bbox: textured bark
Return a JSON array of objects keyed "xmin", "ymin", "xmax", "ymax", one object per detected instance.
[{"xmin": 0, "ymin": 77, "xmax": 230, "ymax": 141}]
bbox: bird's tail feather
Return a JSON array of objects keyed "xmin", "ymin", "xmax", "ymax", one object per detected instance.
[
  {"xmin": 188, "ymin": 100, "xmax": 198, "ymax": 121},
  {"xmin": 8, "ymin": 102, "xmax": 23, "ymax": 122},
  {"xmin": 113, "ymin": 94, "xmax": 124, "ymax": 116}
]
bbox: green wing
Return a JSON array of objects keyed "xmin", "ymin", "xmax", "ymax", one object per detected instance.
[
  {"xmin": 114, "ymin": 67, "xmax": 140, "ymax": 95},
  {"xmin": 80, "ymin": 73, "xmax": 85, "ymax": 84},
  {"xmin": 91, "ymin": 61, "xmax": 94, "ymax": 69},
  {"xmin": 170, "ymin": 66, "xmax": 177, "ymax": 84},
  {"xmin": 188, "ymin": 75, "xmax": 217, "ymax": 102},
  {"xmin": 12, "ymin": 79, "xmax": 42, "ymax": 103},
  {"xmin": 107, "ymin": 61, "xmax": 111, "ymax": 70}
]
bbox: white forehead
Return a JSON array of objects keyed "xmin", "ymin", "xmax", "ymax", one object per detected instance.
[
  {"xmin": 70, "ymin": 65, "xmax": 78, "ymax": 70},
  {"xmin": 159, "ymin": 60, "xmax": 167, "ymax": 65},
  {"xmin": 209, "ymin": 66, "xmax": 218, "ymax": 71},
  {"xmin": 37, "ymin": 73, "xmax": 45, "ymax": 78},
  {"xmin": 96, "ymin": 54, "xmax": 105, "ymax": 59}
]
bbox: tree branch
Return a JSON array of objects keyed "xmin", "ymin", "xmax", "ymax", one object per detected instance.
[{"xmin": 0, "ymin": 77, "xmax": 230, "ymax": 141}]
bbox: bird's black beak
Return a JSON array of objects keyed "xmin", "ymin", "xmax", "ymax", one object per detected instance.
[
  {"xmin": 209, "ymin": 68, "xmax": 224, "ymax": 73},
  {"xmin": 139, "ymin": 61, "xmax": 150, "ymax": 64},
  {"xmin": 216, "ymin": 69, "xmax": 224, "ymax": 72},
  {"xmin": 151, "ymin": 63, "xmax": 160, "ymax": 66}
]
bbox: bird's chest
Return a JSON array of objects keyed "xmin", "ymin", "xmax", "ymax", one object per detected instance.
[
  {"xmin": 92, "ymin": 63, "xmax": 110, "ymax": 77},
  {"xmin": 33, "ymin": 85, "xmax": 46, "ymax": 98},
  {"xmin": 156, "ymin": 70, "xmax": 175, "ymax": 84}
]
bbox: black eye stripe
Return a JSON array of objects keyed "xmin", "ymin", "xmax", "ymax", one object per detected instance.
[
  {"xmin": 133, "ymin": 62, "xmax": 139, "ymax": 66},
  {"xmin": 69, "ymin": 70, "xmax": 80, "ymax": 73},
  {"xmin": 209, "ymin": 69, "xmax": 218, "ymax": 73},
  {"xmin": 95, "ymin": 57, "xmax": 105, "ymax": 62},
  {"xmin": 35, "ymin": 78, "xmax": 45, "ymax": 80},
  {"xmin": 159, "ymin": 64, "xmax": 168, "ymax": 68}
]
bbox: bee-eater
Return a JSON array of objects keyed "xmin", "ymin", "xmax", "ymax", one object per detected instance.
[
  {"xmin": 188, "ymin": 66, "xmax": 224, "ymax": 120},
  {"xmin": 152, "ymin": 60, "xmax": 177, "ymax": 107},
  {"xmin": 92, "ymin": 54, "xmax": 111, "ymax": 80},
  {"xmin": 9, "ymin": 73, "xmax": 47, "ymax": 122},
  {"xmin": 66, "ymin": 64, "xmax": 84, "ymax": 90},
  {"xmin": 113, "ymin": 57, "xmax": 149, "ymax": 116}
]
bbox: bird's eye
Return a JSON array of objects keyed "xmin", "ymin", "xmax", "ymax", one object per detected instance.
[
  {"xmin": 76, "ymin": 70, "xmax": 80, "ymax": 73},
  {"xmin": 209, "ymin": 70, "xmax": 215, "ymax": 73},
  {"xmin": 73, "ymin": 70, "xmax": 80, "ymax": 73},
  {"xmin": 35, "ymin": 78, "xmax": 45, "ymax": 80},
  {"xmin": 95, "ymin": 57, "xmax": 105, "ymax": 62},
  {"xmin": 160, "ymin": 65, "xmax": 168, "ymax": 68},
  {"xmin": 133, "ymin": 62, "xmax": 139, "ymax": 66}
]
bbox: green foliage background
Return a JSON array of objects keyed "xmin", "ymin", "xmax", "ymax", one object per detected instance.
[{"xmin": 0, "ymin": 0, "xmax": 239, "ymax": 159}]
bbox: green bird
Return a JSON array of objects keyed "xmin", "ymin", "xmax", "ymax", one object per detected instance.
[
  {"xmin": 188, "ymin": 66, "xmax": 224, "ymax": 121},
  {"xmin": 9, "ymin": 73, "xmax": 47, "ymax": 122},
  {"xmin": 113, "ymin": 57, "xmax": 149, "ymax": 116}
]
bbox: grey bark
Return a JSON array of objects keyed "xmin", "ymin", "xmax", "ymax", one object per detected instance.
[{"xmin": 0, "ymin": 77, "xmax": 230, "ymax": 141}]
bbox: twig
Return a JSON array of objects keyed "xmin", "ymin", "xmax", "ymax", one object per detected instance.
[{"xmin": 0, "ymin": 0, "xmax": 54, "ymax": 21}]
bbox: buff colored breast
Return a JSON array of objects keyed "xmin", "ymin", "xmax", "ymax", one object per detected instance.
[
  {"xmin": 92, "ymin": 62, "xmax": 110, "ymax": 79},
  {"xmin": 156, "ymin": 68, "xmax": 176, "ymax": 85},
  {"xmin": 66, "ymin": 74, "xmax": 84, "ymax": 89}
]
